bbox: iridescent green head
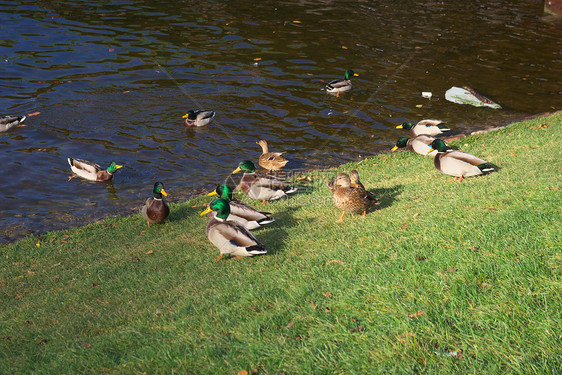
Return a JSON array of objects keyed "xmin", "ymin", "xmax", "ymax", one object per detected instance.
[
  {"xmin": 232, "ymin": 160, "xmax": 256, "ymax": 174},
  {"xmin": 207, "ymin": 184, "xmax": 233, "ymax": 201},
  {"xmin": 200, "ymin": 198, "xmax": 231, "ymax": 220},
  {"xmin": 186, "ymin": 110, "xmax": 197, "ymax": 120},
  {"xmin": 397, "ymin": 122, "xmax": 414, "ymax": 130},
  {"xmin": 428, "ymin": 139, "xmax": 450, "ymax": 153},
  {"xmin": 152, "ymin": 181, "xmax": 168, "ymax": 199},
  {"xmin": 107, "ymin": 161, "xmax": 123, "ymax": 174},
  {"xmin": 345, "ymin": 69, "xmax": 356, "ymax": 80},
  {"xmin": 394, "ymin": 137, "xmax": 409, "ymax": 149}
]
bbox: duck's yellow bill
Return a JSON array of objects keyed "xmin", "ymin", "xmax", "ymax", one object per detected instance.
[
  {"xmin": 115, "ymin": 164, "xmax": 123, "ymax": 169},
  {"xmin": 200, "ymin": 206, "xmax": 212, "ymax": 216},
  {"xmin": 354, "ymin": 73, "xmax": 359, "ymax": 76},
  {"xmin": 182, "ymin": 113, "xmax": 189, "ymax": 118},
  {"xmin": 427, "ymin": 147, "xmax": 435, "ymax": 154},
  {"xmin": 391, "ymin": 146, "xmax": 398, "ymax": 152},
  {"xmin": 396, "ymin": 124, "xmax": 403, "ymax": 129},
  {"xmin": 232, "ymin": 166, "xmax": 242, "ymax": 174},
  {"xmin": 161, "ymin": 189, "xmax": 168, "ymax": 197},
  {"xmin": 206, "ymin": 191, "xmax": 218, "ymax": 197}
]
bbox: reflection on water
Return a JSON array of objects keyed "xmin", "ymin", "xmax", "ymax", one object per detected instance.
[{"xmin": 1, "ymin": 0, "xmax": 561, "ymax": 243}]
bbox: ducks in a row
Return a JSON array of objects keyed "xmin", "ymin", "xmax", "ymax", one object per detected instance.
[{"xmin": 393, "ymin": 120, "xmax": 496, "ymax": 181}]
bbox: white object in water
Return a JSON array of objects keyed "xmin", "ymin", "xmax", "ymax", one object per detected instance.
[
  {"xmin": 421, "ymin": 91, "xmax": 432, "ymax": 99},
  {"xmin": 445, "ymin": 86, "xmax": 501, "ymax": 109}
]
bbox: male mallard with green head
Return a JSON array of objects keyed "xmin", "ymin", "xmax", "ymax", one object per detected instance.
[
  {"xmin": 427, "ymin": 139, "xmax": 496, "ymax": 182},
  {"xmin": 232, "ymin": 160, "xmax": 297, "ymax": 201},
  {"xmin": 207, "ymin": 184, "xmax": 274, "ymax": 230},
  {"xmin": 391, "ymin": 135, "xmax": 438, "ymax": 156},
  {"xmin": 67, "ymin": 158, "xmax": 123, "ymax": 181},
  {"xmin": 200, "ymin": 198, "xmax": 267, "ymax": 260},
  {"xmin": 325, "ymin": 69, "xmax": 358, "ymax": 96},
  {"xmin": 182, "ymin": 109, "xmax": 216, "ymax": 127},
  {"xmin": 397, "ymin": 119, "xmax": 450, "ymax": 137},
  {"xmin": 142, "ymin": 182, "xmax": 170, "ymax": 227}
]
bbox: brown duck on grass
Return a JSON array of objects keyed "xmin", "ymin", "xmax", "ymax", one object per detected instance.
[{"xmin": 328, "ymin": 171, "xmax": 380, "ymax": 222}]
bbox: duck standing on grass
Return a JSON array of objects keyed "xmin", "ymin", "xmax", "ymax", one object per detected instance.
[
  {"xmin": 397, "ymin": 119, "xmax": 450, "ymax": 137},
  {"xmin": 200, "ymin": 198, "xmax": 267, "ymax": 261},
  {"xmin": 256, "ymin": 139, "xmax": 288, "ymax": 171},
  {"xmin": 427, "ymin": 139, "xmax": 496, "ymax": 182},
  {"xmin": 329, "ymin": 172, "xmax": 380, "ymax": 222},
  {"xmin": 232, "ymin": 160, "xmax": 297, "ymax": 202},
  {"xmin": 325, "ymin": 69, "xmax": 358, "ymax": 96},
  {"xmin": 0, "ymin": 115, "xmax": 26, "ymax": 132},
  {"xmin": 391, "ymin": 135, "xmax": 438, "ymax": 156},
  {"xmin": 207, "ymin": 184, "xmax": 274, "ymax": 230},
  {"xmin": 67, "ymin": 158, "xmax": 123, "ymax": 182},
  {"xmin": 182, "ymin": 109, "xmax": 216, "ymax": 127},
  {"xmin": 141, "ymin": 182, "xmax": 170, "ymax": 227}
]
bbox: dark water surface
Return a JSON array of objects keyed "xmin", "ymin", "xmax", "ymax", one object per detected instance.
[{"xmin": 1, "ymin": 0, "xmax": 561, "ymax": 243}]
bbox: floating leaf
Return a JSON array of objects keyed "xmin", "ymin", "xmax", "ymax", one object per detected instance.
[{"xmin": 292, "ymin": 20, "xmax": 301, "ymax": 23}]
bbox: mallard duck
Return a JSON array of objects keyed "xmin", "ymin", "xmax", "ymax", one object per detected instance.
[
  {"xmin": 141, "ymin": 181, "xmax": 170, "ymax": 227},
  {"xmin": 396, "ymin": 119, "xmax": 450, "ymax": 137},
  {"xmin": 256, "ymin": 139, "xmax": 288, "ymax": 171},
  {"xmin": 0, "ymin": 115, "xmax": 26, "ymax": 132},
  {"xmin": 325, "ymin": 69, "xmax": 357, "ymax": 96},
  {"xmin": 182, "ymin": 109, "xmax": 216, "ymax": 127},
  {"xmin": 200, "ymin": 198, "xmax": 267, "ymax": 260},
  {"xmin": 67, "ymin": 158, "xmax": 123, "ymax": 181},
  {"xmin": 349, "ymin": 170, "xmax": 366, "ymax": 189},
  {"xmin": 232, "ymin": 160, "xmax": 297, "ymax": 201},
  {"xmin": 427, "ymin": 139, "xmax": 496, "ymax": 182},
  {"xmin": 391, "ymin": 135, "xmax": 438, "ymax": 156},
  {"xmin": 207, "ymin": 184, "xmax": 274, "ymax": 230},
  {"xmin": 330, "ymin": 172, "xmax": 380, "ymax": 222}
]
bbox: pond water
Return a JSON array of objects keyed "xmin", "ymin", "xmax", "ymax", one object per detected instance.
[{"xmin": 1, "ymin": 0, "xmax": 561, "ymax": 243}]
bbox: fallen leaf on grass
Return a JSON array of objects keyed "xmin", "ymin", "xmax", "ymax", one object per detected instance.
[
  {"xmin": 408, "ymin": 310, "xmax": 425, "ymax": 318},
  {"xmin": 80, "ymin": 342, "xmax": 91, "ymax": 348},
  {"xmin": 146, "ymin": 250, "xmax": 154, "ymax": 255},
  {"xmin": 286, "ymin": 321, "xmax": 294, "ymax": 328},
  {"xmin": 349, "ymin": 325, "xmax": 365, "ymax": 333},
  {"xmin": 91, "ymin": 283, "xmax": 99, "ymax": 288},
  {"xmin": 248, "ymin": 306, "xmax": 260, "ymax": 313},
  {"xmin": 326, "ymin": 259, "xmax": 342, "ymax": 264},
  {"xmin": 323, "ymin": 291, "xmax": 333, "ymax": 298},
  {"xmin": 412, "ymin": 213, "xmax": 419, "ymax": 219},
  {"xmin": 311, "ymin": 300, "xmax": 317, "ymax": 309},
  {"xmin": 36, "ymin": 338, "xmax": 48, "ymax": 345},
  {"xmin": 238, "ymin": 371, "xmax": 248, "ymax": 375},
  {"xmin": 396, "ymin": 331, "xmax": 414, "ymax": 343},
  {"xmin": 400, "ymin": 224, "xmax": 409, "ymax": 230}
]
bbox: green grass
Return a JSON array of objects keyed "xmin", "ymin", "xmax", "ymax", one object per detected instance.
[{"xmin": 1, "ymin": 113, "xmax": 561, "ymax": 374}]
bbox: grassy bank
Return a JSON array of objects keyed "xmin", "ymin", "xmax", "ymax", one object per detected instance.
[{"xmin": 1, "ymin": 113, "xmax": 561, "ymax": 374}]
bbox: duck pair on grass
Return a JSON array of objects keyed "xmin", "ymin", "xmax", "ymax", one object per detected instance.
[{"xmin": 393, "ymin": 120, "xmax": 496, "ymax": 182}]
